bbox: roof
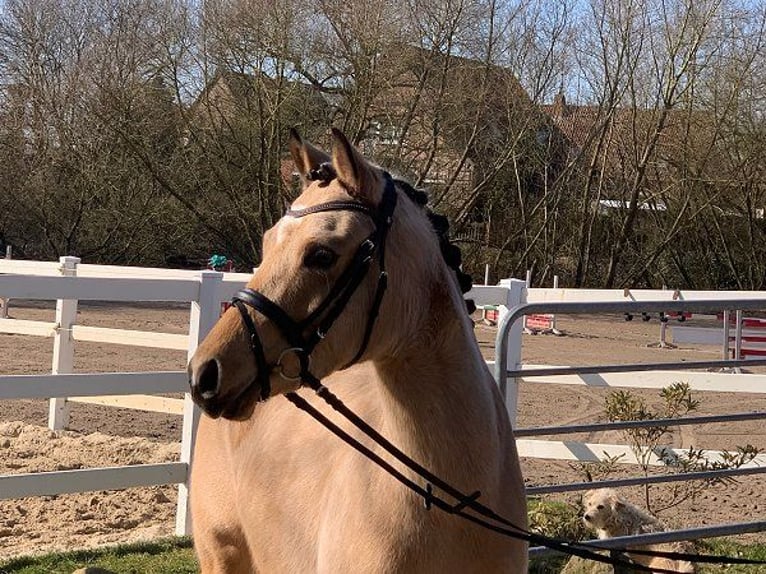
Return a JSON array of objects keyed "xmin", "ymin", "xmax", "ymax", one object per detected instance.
[
  {"xmin": 541, "ymin": 93, "xmax": 603, "ymax": 151},
  {"xmin": 189, "ymin": 70, "xmax": 334, "ymax": 128},
  {"xmin": 540, "ymin": 92, "xmax": 719, "ymax": 176}
]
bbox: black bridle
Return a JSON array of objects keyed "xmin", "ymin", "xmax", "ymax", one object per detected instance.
[
  {"xmin": 230, "ymin": 171, "xmax": 397, "ymax": 401},
  {"xmin": 226, "ymin": 169, "xmax": 765, "ymax": 572}
]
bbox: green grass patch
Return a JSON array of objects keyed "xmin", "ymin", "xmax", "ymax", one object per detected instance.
[
  {"xmin": 0, "ymin": 537, "xmax": 197, "ymax": 574},
  {"xmin": 528, "ymin": 497, "xmax": 587, "ymax": 542},
  {"xmin": 1, "ymin": 536, "xmax": 764, "ymax": 573},
  {"xmin": 697, "ymin": 539, "xmax": 766, "ymax": 572}
]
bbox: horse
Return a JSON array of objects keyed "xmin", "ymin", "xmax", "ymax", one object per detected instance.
[{"xmin": 187, "ymin": 128, "xmax": 528, "ymax": 573}]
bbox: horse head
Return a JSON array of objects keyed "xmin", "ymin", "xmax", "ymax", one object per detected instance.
[{"xmin": 187, "ymin": 128, "xmax": 468, "ymax": 420}]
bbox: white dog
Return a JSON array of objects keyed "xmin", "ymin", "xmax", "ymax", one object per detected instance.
[{"xmin": 582, "ymin": 488, "xmax": 696, "ymax": 573}]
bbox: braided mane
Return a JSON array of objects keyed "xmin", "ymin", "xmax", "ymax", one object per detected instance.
[{"xmin": 392, "ymin": 178, "xmax": 476, "ymax": 315}]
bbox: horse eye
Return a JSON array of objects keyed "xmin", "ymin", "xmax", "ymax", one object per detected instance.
[
  {"xmin": 596, "ymin": 504, "xmax": 604, "ymax": 510},
  {"xmin": 303, "ymin": 246, "xmax": 338, "ymax": 269}
]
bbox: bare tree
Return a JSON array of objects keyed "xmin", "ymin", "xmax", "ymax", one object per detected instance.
[{"xmin": 0, "ymin": 0, "xmax": 763, "ymax": 290}]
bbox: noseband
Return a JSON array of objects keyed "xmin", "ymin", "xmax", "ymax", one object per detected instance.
[{"xmin": 231, "ymin": 172, "xmax": 398, "ymax": 400}]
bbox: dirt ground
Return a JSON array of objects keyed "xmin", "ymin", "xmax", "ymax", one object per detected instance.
[{"xmin": 0, "ymin": 301, "xmax": 764, "ymax": 559}]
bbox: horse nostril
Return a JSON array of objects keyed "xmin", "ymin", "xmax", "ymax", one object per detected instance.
[
  {"xmin": 195, "ymin": 359, "xmax": 221, "ymax": 400},
  {"xmin": 583, "ymin": 514, "xmax": 591, "ymax": 521}
]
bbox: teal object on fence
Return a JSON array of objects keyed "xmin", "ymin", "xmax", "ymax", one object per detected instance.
[{"xmin": 208, "ymin": 254, "xmax": 228, "ymax": 270}]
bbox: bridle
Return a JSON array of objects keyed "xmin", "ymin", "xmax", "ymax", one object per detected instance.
[{"xmin": 230, "ymin": 169, "xmax": 397, "ymax": 401}]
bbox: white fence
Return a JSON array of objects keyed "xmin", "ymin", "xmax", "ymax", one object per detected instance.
[
  {"xmin": 1, "ymin": 259, "xmax": 765, "ymax": 544},
  {"xmin": 0, "ymin": 256, "xmax": 251, "ymax": 535}
]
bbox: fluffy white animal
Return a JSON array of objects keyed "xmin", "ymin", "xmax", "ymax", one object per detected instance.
[{"xmin": 582, "ymin": 489, "xmax": 696, "ymax": 573}]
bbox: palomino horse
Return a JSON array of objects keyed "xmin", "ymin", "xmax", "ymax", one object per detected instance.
[{"xmin": 187, "ymin": 128, "xmax": 528, "ymax": 573}]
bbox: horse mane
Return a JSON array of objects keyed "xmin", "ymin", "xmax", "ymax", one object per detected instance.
[
  {"xmin": 392, "ymin": 177, "xmax": 476, "ymax": 315},
  {"xmin": 308, "ymin": 163, "xmax": 475, "ymax": 315}
]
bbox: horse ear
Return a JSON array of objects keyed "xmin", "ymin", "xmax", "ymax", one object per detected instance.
[
  {"xmin": 330, "ymin": 127, "xmax": 381, "ymax": 203},
  {"xmin": 289, "ymin": 128, "xmax": 330, "ymax": 187}
]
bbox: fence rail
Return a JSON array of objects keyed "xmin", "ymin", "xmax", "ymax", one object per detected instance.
[
  {"xmin": 529, "ymin": 521, "xmax": 766, "ymax": 557},
  {"xmin": 515, "ymin": 411, "xmax": 766, "ymax": 437},
  {"xmin": 518, "ymin": 367, "xmax": 766, "ymax": 393},
  {"xmin": 513, "ymin": 357, "xmax": 766, "ymax": 377},
  {"xmin": 527, "ymin": 465, "xmax": 766, "ymax": 495},
  {"xmin": 71, "ymin": 325, "xmax": 189, "ymax": 350},
  {"xmin": 0, "ymin": 371, "xmax": 188, "ymax": 399},
  {"xmin": 0, "ymin": 463, "xmax": 187, "ymax": 499},
  {"xmin": 0, "ymin": 275, "xmax": 200, "ymax": 302},
  {"xmin": 516, "ymin": 439, "xmax": 766, "ymax": 467},
  {"xmin": 0, "ymin": 318, "xmax": 56, "ymax": 337}
]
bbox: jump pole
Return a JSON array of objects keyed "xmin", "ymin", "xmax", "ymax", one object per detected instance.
[
  {"xmin": 550, "ymin": 275, "xmax": 560, "ymax": 334},
  {"xmin": 523, "ymin": 270, "xmax": 532, "ymax": 333},
  {"xmin": 646, "ymin": 286, "xmax": 676, "ymax": 349},
  {"xmin": 524, "ymin": 272, "xmax": 562, "ymax": 336}
]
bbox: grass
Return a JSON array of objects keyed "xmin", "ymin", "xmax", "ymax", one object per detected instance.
[
  {"xmin": 0, "ymin": 537, "xmax": 764, "ymax": 573},
  {"xmin": 0, "ymin": 537, "xmax": 197, "ymax": 574},
  {"xmin": 697, "ymin": 539, "xmax": 766, "ymax": 572}
]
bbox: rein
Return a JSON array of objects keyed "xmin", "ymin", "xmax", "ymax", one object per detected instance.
[{"xmin": 230, "ymin": 172, "xmax": 765, "ymax": 572}]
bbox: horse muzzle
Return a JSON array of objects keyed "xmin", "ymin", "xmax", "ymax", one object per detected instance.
[{"xmin": 188, "ymin": 357, "xmax": 263, "ymax": 420}]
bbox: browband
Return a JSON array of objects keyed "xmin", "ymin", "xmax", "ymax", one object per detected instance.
[{"xmin": 286, "ymin": 201, "xmax": 375, "ymax": 219}]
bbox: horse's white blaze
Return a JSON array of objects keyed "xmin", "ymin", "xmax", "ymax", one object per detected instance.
[{"xmin": 276, "ymin": 215, "xmax": 300, "ymax": 245}]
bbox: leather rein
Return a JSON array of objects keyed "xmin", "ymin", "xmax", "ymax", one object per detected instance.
[{"xmin": 227, "ymin": 171, "xmax": 764, "ymax": 573}]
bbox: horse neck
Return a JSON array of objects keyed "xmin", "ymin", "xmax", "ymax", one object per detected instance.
[{"xmin": 372, "ymin": 268, "xmax": 501, "ymax": 482}]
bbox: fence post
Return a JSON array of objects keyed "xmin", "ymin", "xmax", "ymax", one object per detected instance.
[
  {"xmin": 551, "ymin": 274, "xmax": 560, "ymax": 334},
  {"xmin": 734, "ymin": 309, "xmax": 743, "ymax": 361},
  {"xmin": 0, "ymin": 246, "xmax": 11, "ymax": 319},
  {"xmin": 176, "ymin": 270, "xmax": 223, "ymax": 536},
  {"xmin": 611, "ymin": 550, "xmax": 640, "ymax": 573},
  {"xmin": 498, "ymin": 278, "xmax": 526, "ymax": 427},
  {"xmin": 48, "ymin": 256, "xmax": 80, "ymax": 430}
]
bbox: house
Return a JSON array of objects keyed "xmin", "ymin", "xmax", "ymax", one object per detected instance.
[
  {"xmin": 187, "ymin": 51, "xmax": 556, "ymax": 246},
  {"xmin": 363, "ymin": 46, "xmax": 543, "ymax": 198},
  {"xmin": 540, "ymin": 91, "xmax": 723, "ymax": 212}
]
